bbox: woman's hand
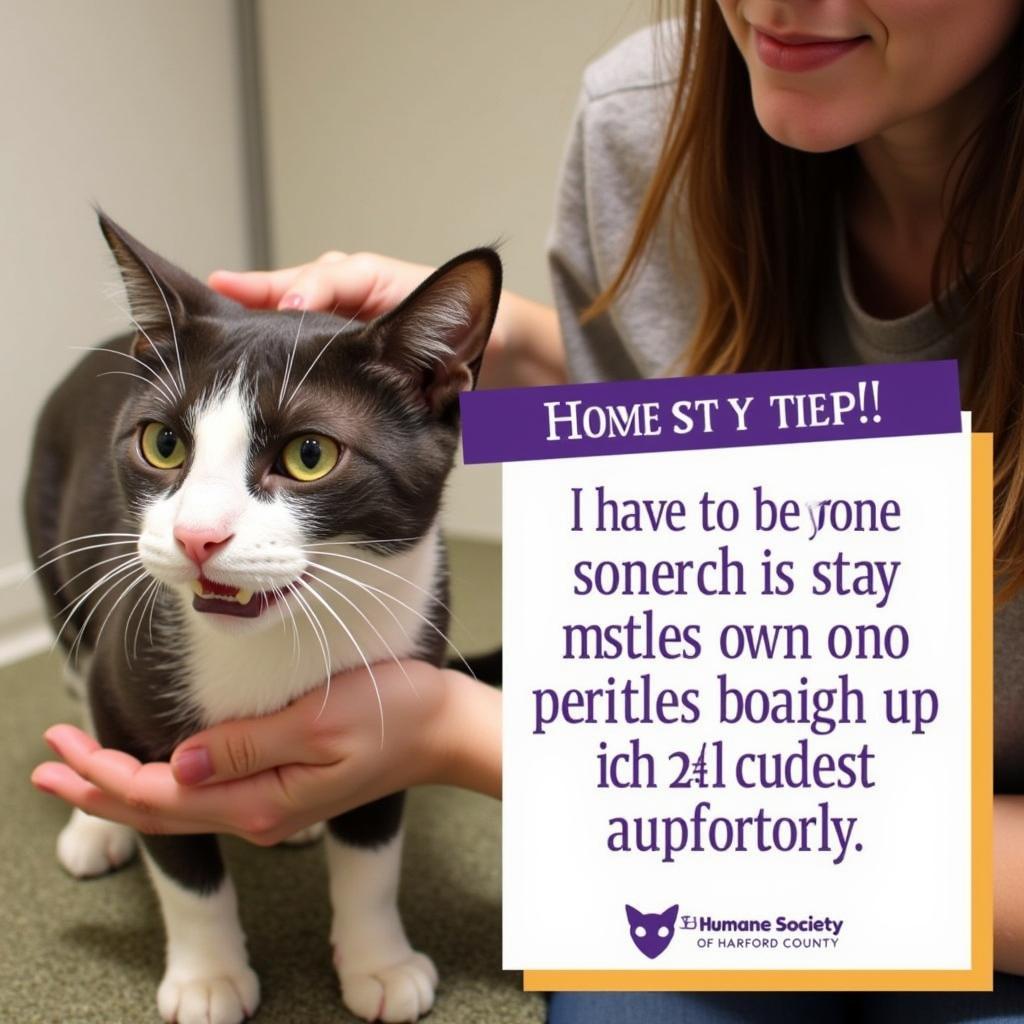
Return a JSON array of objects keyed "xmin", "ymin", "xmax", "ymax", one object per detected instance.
[
  {"xmin": 210, "ymin": 251, "xmax": 567, "ymax": 389},
  {"xmin": 209, "ymin": 250, "xmax": 434, "ymax": 319},
  {"xmin": 31, "ymin": 661, "xmax": 501, "ymax": 845}
]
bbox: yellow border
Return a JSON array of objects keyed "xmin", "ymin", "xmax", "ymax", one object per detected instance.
[{"xmin": 524, "ymin": 432, "xmax": 994, "ymax": 993}]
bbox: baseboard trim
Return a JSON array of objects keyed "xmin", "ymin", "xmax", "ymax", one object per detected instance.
[
  {"xmin": 0, "ymin": 622, "xmax": 51, "ymax": 668},
  {"xmin": 0, "ymin": 560, "xmax": 51, "ymax": 668}
]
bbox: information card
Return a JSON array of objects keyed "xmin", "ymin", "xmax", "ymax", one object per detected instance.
[{"xmin": 462, "ymin": 360, "xmax": 991, "ymax": 991}]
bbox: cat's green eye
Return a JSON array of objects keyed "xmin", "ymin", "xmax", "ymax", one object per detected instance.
[
  {"xmin": 140, "ymin": 422, "xmax": 187, "ymax": 470},
  {"xmin": 280, "ymin": 434, "xmax": 340, "ymax": 482}
]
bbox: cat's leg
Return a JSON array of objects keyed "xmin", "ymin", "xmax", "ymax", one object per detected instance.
[
  {"xmin": 57, "ymin": 808, "xmax": 137, "ymax": 878},
  {"xmin": 327, "ymin": 793, "xmax": 437, "ymax": 1023},
  {"xmin": 142, "ymin": 834, "xmax": 259, "ymax": 1024},
  {"xmin": 55, "ymin": 688, "xmax": 137, "ymax": 878}
]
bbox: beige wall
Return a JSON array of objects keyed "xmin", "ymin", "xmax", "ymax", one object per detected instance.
[
  {"xmin": 1, "ymin": 0, "xmax": 653, "ymax": 653},
  {"xmin": 258, "ymin": 0, "xmax": 652, "ymax": 540},
  {"xmin": 2, "ymin": 1, "xmax": 251, "ymax": 651}
]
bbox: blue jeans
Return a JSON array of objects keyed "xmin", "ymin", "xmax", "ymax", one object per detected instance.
[{"xmin": 547, "ymin": 974, "xmax": 1024, "ymax": 1024}]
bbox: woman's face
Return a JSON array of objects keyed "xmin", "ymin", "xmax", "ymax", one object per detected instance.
[{"xmin": 716, "ymin": 0, "xmax": 1023, "ymax": 152}]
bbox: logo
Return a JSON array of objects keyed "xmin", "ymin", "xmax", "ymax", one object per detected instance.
[{"xmin": 625, "ymin": 903, "xmax": 678, "ymax": 960}]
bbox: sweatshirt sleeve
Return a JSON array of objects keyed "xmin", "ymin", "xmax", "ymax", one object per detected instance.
[
  {"xmin": 546, "ymin": 90, "xmax": 647, "ymax": 385},
  {"xmin": 545, "ymin": 24, "xmax": 696, "ymax": 384}
]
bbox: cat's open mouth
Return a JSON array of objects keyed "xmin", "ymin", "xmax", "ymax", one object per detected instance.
[{"xmin": 190, "ymin": 574, "xmax": 290, "ymax": 619}]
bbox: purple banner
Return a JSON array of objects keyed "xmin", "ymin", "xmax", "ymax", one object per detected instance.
[{"xmin": 459, "ymin": 361, "xmax": 962, "ymax": 464}]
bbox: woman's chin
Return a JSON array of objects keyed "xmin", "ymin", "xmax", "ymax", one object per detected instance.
[{"xmin": 751, "ymin": 91, "xmax": 874, "ymax": 154}]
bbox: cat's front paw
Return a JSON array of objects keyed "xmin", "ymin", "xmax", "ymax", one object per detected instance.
[
  {"xmin": 56, "ymin": 809, "xmax": 136, "ymax": 878},
  {"xmin": 157, "ymin": 964, "xmax": 259, "ymax": 1024},
  {"xmin": 280, "ymin": 821, "xmax": 325, "ymax": 847},
  {"xmin": 337, "ymin": 950, "xmax": 438, "ymax": 1023}
]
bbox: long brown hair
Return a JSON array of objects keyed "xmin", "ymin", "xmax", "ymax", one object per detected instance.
[{"xmin": 587, "ymin": 2, "xmax": 1024, "ymax": 602}]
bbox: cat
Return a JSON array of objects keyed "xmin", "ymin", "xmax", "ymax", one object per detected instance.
[
  {"xmin": 625, "ymin": 903, "xmax": 679, "ymax": 960},
  {"xmin": 23, "ymin": 212, "xmax": 501, "ymax": 1024}
]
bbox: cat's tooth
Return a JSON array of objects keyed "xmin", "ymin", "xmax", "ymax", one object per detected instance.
[
  {"xmin": 236, "ymin": 589, "xmax": 254, "ymax": 606},
  {"xmin": 191, "ymin": 580, "xmax": 204, "ymax": 596}
]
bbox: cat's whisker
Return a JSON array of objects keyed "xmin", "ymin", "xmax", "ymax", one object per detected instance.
[
  {"xmin": 103, "ymin": 295, "xmax": 184, "ymax": 399},
  {"xmin": 289, "ymin": 587, "xmax": 334, "ymax": 712},
  {"xmin": 300, "ymin": 548, "xmax": 468, "ymax": 634},
  {"xmin": 89, "ymin": 568, "xmax": 152, "ymax": 662},
  {"xmin": 73, "ymin": 345, "xmax": 179, "ymax": 405},
  {"xmin": 273, "ymin": 586, "xmax": 302, "ymax": 686},
  {"xmin": 55, "ymin": 550, "xmax": 142, "ymax": 594},
  {"xmin": 135, "ymin": 580, "xmax": 162, "ymax": 660},
  {"xmin": 305, "ymin": 570, "xmax": 417, "ymax": 700},
  {"xmin": 27, "ymin": 539, "xmax": 139, "ymax": 580},
  {"xmin": 61, "ymin": 560, "xmax": 144, "ymax": 663},
  {"xmin": 56, "ymin": 556, "xmax": 142, "ymax": 633},
  {"xmin": 290, "ymin": 585, "xmax": 331, "ymax": 679},
  {"xmin": 275, "ymin": 587, "xmax": 301, "ymax": 669},
  {"xmin": 304, "ymin": 559, "xmax": 478, "ymax": 680},
  {"xmin": 260, "ymin": 582, "xmax": 298, "ymax": 670},
  {"xmin": 146, "ymin": 581, "xmax": 161, "ymax": 647},
  {"xmin": 306, "ymin": 535, "xmax": 427, "ymax": 549},
  {"xmin": 96, "ymin": 370, "xmax": 177, "ymax": 406},
  {"xmin": 278, "ymin": 307, "xmax": 307, "ymax": 410},
  {"xmin": 313, "ymin": 567, "xmax": 415, "ymax": 648},
  {"xmin": 127, "ymin": 578, "xmax": 160, "ymax": 664},
  {"xmin": 35, "ymin": 531, "xmax": 140, "ymax": 557},
  {"xmin": 53, "ymin": 556, "xmax": 142, "ymax": 627},
  {"xmin": 135, "ymin": 254, "xmax": 187, "ymax": 395},
  {"xmin": 283, "ymin": 300, "xmax": 367, "ymax": 410},
  {"xmin": 296, "ymin": 578, "xmax": 385, "ymax": 744}
]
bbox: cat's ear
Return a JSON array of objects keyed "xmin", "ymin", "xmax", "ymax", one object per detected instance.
[
  {"xmin": 660, "ymin": 905, "xmax": 679, "ymax": 925},
  {"xmin": 97, "ymin": 211, "xmax": 224, "ymax": 359},
  {"xmin": 373, "ymin": 247, "xmax": 502, "ymax": 416},
  {"xmin": 625, "ymin": 905, "xmax": 643, "ymax": 927}
]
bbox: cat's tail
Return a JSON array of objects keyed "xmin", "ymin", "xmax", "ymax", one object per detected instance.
[{"xmin": 451, "ymin": 648, "xmax": 502, "ymax": 687}]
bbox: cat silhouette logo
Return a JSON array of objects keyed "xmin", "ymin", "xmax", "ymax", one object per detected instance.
[{"xmin": 625, "ymin": 904, "xmax": 679, "ymax": 960}]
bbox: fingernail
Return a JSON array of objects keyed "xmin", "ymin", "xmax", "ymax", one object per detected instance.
[
  {"xmin": 280, "ymin": 293, "xmax": 304, "ymax": 310},
  {"xmin": 172, "ymin": 747, "xmax": 213, "ymax": 785}
]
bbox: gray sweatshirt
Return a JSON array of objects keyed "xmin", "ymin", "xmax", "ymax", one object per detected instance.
[{"xmin": 546, "ymin": 25, "xmax": 1022, "ymax": 791}]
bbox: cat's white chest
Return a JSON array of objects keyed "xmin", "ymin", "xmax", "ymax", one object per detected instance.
[{"xmin": 179, "ymin": 529, "xmax": 443, "ymax": 725}]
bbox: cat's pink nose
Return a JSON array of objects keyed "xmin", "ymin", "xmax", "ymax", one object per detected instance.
[{"xmin": 174, "ymin": 525, "xmax": 234, "ymax": 567}]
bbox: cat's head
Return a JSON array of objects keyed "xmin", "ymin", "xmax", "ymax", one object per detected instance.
[
  {"xmin": 625, "ymin": 904, "xmax": 678, "ymax": 960},
  {"xmin": 100, "ymin": 212, "xmax": 500, "ymax": 634}
]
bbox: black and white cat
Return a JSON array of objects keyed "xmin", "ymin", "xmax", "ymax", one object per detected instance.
[{"xmin": 24, "ymin": 214, "xmax": 501, "ymax": 1024}]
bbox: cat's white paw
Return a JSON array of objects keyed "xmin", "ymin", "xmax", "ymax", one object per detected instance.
[
  {"xmin": 56, "ymin": 809, "xmax": 136, "ymax": 878},
  {"xmin": 157, "ymin": 964, "xmax": 259, "ymax": 1024},
  {"xmin": 338, "ymin": 950, "xmax": 438, "ymax": 1023},
  {"xmin": 280, "ymin": 821, "xmax": 325, "ymax": 846}
]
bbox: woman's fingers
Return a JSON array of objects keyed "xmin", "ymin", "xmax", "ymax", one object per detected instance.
[
  {"xmin": 208, "ymin": 250, "xmax": 375, "ymax": 316},
  {"xmin": 35, "ymin": 725, "xmax": 288, "ymax": 838},
  {"xmin": 209, "ymin": 251, "xmax": 434, "ymax": 319},
  {"xmin": 32, "ymin": 761, "xmax": 213, "ymax": 835},
  {"xmin": 207, "ymin": 265, "xmax": 310, "ymax": 309},
  {"xmin": 169, "ymin": 688, "xmax": 339, "ymax": 786}
]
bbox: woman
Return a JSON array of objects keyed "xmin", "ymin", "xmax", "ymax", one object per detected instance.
[{"xmin": 34, "ymin": 0, "xmax": 1024, "ymax": 1019}]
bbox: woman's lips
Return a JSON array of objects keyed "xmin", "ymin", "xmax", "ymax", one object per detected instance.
[{"xmin": 753, "ymin": 29, "xmax": 868, "ymax": 73}]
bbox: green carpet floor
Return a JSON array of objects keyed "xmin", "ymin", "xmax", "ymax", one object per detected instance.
[{"xmin": 0, "ymin": 542, "xmax": 544, "ymax": 1023}]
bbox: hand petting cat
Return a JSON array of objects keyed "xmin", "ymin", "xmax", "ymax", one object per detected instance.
[
  {"xmin": 209, "ymin": 249, "xmax": 434, "ymax": 320},
  {"xmin": 34, "ymin": 660, "xmax": 501, "ymax": 844},
  {"xmin": 210, "ymin": 249, "xmax": 567, "ymax": 390}
]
